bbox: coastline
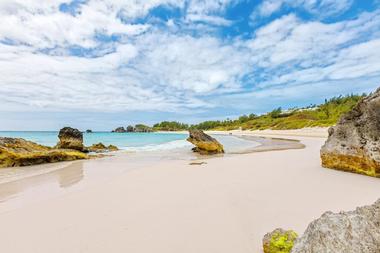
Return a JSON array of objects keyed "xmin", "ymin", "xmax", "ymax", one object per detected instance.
[
  {"xmin": 0, "ymin": 131, "xmax": 309, "ymax": 184},
  {"xmin": 1, "ymin": 128, "xmax": 379, "ymax": 253}
]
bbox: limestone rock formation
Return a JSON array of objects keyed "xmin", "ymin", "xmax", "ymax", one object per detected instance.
[
  {"xmin": 187, "ymin": 130, "xmax": 224, "ymax": 154},
  {"xmin": 263, "ymin": 228, "xmax": 298, "ymax": 253},
  {"xmin": 126, "ymin": 125, "xmax": 135, "ymax": 132},
  {"xmin": 56, "ymin": 127, "xmax": 84, "ymax": 151},
  {"xmin": 0, "ymin": 137, "xmax": 87, "ymax": 168},
  {"xmin": 87, "ymin": 143, "xmax": 118, "ymax": 153},
  {"xmin": 112, "ymin": 127, "xmax": 127, "ymax": 133},
  {"xmin": 134, "ymin": 124, "xmax": 153, "ymax": 132},
  {"xmin": 321, "ymin": 88, "xmax": 380, "ymax": 177},
  {"xmin": 125, "ymin": 124, "xmax": 153, "ymax": 133},
  {"xmin": 292, "ymin": 199, "xmax": 380, "ymax": 253}
]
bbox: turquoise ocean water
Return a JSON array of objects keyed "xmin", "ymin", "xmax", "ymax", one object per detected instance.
[
  {"xmin": 0, "ymin": 132, "xmax": 188, "ymax": 150},
  {"xmin": 0, "ymin": 131, "xmax": 259, "ymax": 153}
]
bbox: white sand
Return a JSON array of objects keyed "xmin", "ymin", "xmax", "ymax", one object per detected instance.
[{"xmin": 0, "ymin": 128, "xmax": 379, "ymax": 253}]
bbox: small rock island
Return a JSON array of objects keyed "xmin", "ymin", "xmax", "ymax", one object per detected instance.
[{"xmin": 112, "ymin": 125, "xmax": 153, "ymax": 133}]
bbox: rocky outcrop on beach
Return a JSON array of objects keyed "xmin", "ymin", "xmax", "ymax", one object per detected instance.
[
  {"xmin": 321, "ymin": 88, "xmax": 380, "ymax": 177},
  {"xmin": 0, "ymin": 137, "xmax": 88, "ymax": 168},
  {"xmin": 263, "ymin": 228, "xmax": 298, "ymax": 253},
  {"xmin": 112, "ymin": 127, "xmax": 127, "ymax": 133},
  {"xmin": 291, "ymin": 199, "xmax": 380, "ymax": 253},
  {"xmin": 87, "ymin": 143, "xmax": 118, "ymax": 153},
  {"xmin": 56, "ymin": 127, "xmax": 84, "ymax": 151},
  {"xmin": 187, "ymin": 130, "xmax": 224, "ymax": 154}
]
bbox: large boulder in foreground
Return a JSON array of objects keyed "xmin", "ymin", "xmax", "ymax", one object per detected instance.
[
  {"xmin": 263, "ymin": 228, "xmax": 298, "ymax": 253},
  {"xmin": 56, "ymin": 127, "xmax": 84, "ymax": 151},
  {"xmin": 321, "ymin": 88, "xmax": 380, "ymax": 177},
  {"xmin": 292, "ymin": 199, "xmax": 380, "ymax": 253},
  {"xmin": 187, "ymin": 130, "xmax": 224, "ymax": 154},
  {"xmin": 0, "ymin": 137, "xmax": 87, "ymax": 168}
]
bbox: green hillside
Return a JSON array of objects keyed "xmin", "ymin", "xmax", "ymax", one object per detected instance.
[{"xmin": 153, "ymin": 94, "xmax": 365, "ymax": 131}]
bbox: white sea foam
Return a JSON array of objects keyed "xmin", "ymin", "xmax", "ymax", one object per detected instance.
[{"xmin": 123, "ymin": 140, "xmax": 192, "ymax": 152}]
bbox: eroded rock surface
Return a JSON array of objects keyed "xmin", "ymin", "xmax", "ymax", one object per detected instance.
[
  {"xmin": 321, "ymin": 88, "xmax": 380, "ymax": 177},
  {"xmin": 292, "ymin": 199, "xmax": 380, "ymax": 253},
  {"xmin": 187, "ymin": 130, "xmax": 224, "ymax": 154},
  {"xmin": 0, "ymin": 137, "xmax": 87, "ymax": 168},
  {"xmin": 56, "ymin": 127, "xmax": 84, "ymax": 151}
]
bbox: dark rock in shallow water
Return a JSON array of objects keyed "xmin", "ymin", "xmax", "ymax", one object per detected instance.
[
  {"xmin": 0, "ymin": 137, "xmax": 87, "ymax": 168},
  {"xmin": 86, "ymin": 129, "xmax": 93, "ymax": 133},
  {"xmin": 87, "ymin": 143, "xmax": 118, "ymax": 153},
  {"xmin": 292, "ymin": 199, "xmax": 380, "ymax": 253},
  {"xmin": 187, "ymin": 130, "xmax": 224, "ymax": 154},
  {"xmin": 320, "ymin": 87, "xmax": 380, "ymax": 177},
  {"xmin": 112, "ymin": 127, "xmax": 127, "ymax": 133},
  {"xmin": 56, "ymin": 127, "xmax": 84, "ymax": 151}
]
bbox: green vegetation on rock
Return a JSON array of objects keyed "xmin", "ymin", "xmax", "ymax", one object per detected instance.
[
  {"xmin": 263, "ymin": 228, "xmax": 298, "ymax": 253},
  {"xmin": 134, "ymin": 124, "xmax": 153, "ymax": 132},
  {"xmin": 153, "ymin": 121, "xmax": 189, "ymax": 131},
  {"xmin": 0, "ymin": 137, "xmax": 88, "ymax": 168}
]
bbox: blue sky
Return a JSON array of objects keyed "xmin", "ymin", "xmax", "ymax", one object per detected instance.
[{"xmin": 0, "ymin": 0, "xmax": 379, "ymax": 130}]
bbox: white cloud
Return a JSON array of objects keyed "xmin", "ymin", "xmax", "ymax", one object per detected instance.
[
  {"xmin": 0, "ymin": 0, "xmax": 151, "ymax": 49},
  {"xmin": 186, "ymin": 14, "xmax": 233, "ymax": 26},
  {"xmin": 0, "ymin": 30, "xmax": 249, "ymax": 112},
  {"xmin": 246, "ymin": 10, "xmax": 380, "ymax": 88},
  {"xmin": 187, "ymin": 0, "xmax": 240, "ymax": 15},
  {"xmin": 256, "ymin": 0, "xmax": 284, "ymax": 17},
  {"xmin": 252, "ymin": 0, "xmax": 354, "ymax": 19},
  {"xmin": 0, "ymin": 0, "xmax": 379, "ymax": 118}
]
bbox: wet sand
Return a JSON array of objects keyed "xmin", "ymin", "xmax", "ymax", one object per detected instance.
[{"xmin": 0, "ymin": 129, "xmax": 379, "ymax": 253}]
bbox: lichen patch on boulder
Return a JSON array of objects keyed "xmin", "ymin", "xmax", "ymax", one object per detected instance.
[{"xmin": 262, "ymin": 228, "xmax": 298, "ymax": 253}]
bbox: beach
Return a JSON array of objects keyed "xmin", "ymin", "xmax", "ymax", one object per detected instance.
[{"xmin": 0, "ymin": 129, "xmax": 379, "ymax": 253}]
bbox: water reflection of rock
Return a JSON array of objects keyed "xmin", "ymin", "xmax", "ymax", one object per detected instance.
[
  {"xmin": 0, "ymin": 162, "xmax": 85, "ymax": 205},
  {"xmin": 57, "ymin": 162, "xmax": 84, "ymax": 188}
]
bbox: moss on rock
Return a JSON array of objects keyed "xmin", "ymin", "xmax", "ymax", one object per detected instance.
[
  {"xmin": 263, "ymin": 228, "xmax": 298, "ymax": 253},
  {"xmin": 187, "ymin": 129, "xmax": 224, "ymax": 155},
  {"xmin": 0, "ymin": 137, "xmax": 88, "ymax": 168}
]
